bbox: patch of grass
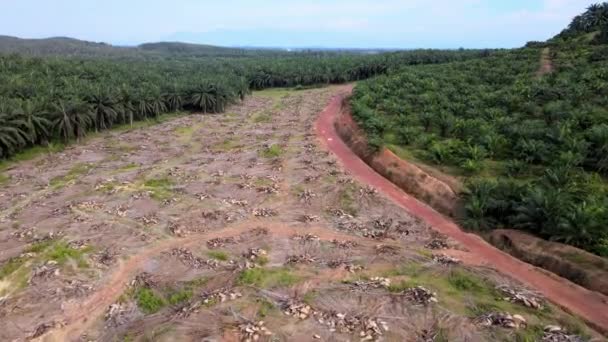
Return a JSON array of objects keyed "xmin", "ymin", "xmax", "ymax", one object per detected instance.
[
  {"xmin": 136, "ymin": 287, "xmax": 166, "ymax": 314},
  {"xmin": 513, "ymin": 324, "xmax": 545, "ymax": 342},
  {"xmin": 388, "ymin": 280, "xmax": 412, "ymax": 293},
  {"xmin": 0, "ymin": 257, "xmax": 26, "ymax": 280},
  {"xmin": 0, "ymin": 173, "xmax": 9, "ymax": 185},
  {"xmin": 207, "ymin": 251, "xmax": 229, "ymax": 261},
  {"xmin": 252, "ymin": 112, "xmax": 272, "ymax": 123},
  {"xmin": 237, "ymin": 267, "xmax": 299, "ymax": 288},
  {"xmin": 302, "ymin": 290, "xmax": 317, "ymax": 305},
  {"xmin": 175, "ymin": 125, "xmax": 196, "ymax": 136},
  {"xmin": 1, "ymin": 240, "xmax": 90, "ymax": 294},
  {"xmin": 337, "ymin": 183, "xmax": 359, "ymax": 216},
  {"xmin": 95, "ymin": 180, "xmax": 119, "ymax": 193},
  {"xmin": 447, "ymin": 270, "xmax": 486, "ymax": 292},
  {"xmin": 418, "ymin": 249, "xmax": 434, "ymax": 258},
  {"xmin": 109, "ymin": 142, "xmax": 137, "ymax": 153},
  {"xmin": 383, "ymin": 264, "xmax": 512, "ymax": 316},
  {"xmin": 186, "ymin": 276, "xmax": 209, "ymax": 288},
  {"xmin": 168, "ymin": 288, "xmax": 193, "ymax": 305},
  {"xmin": 143, "ymin": 177, "xmax": 174, "ymax": 201},
  {"xmin": 175, "ymin": 123, "xmax": 204, "ymax": 143},
  {"xmin": 213, "ymin": 138, "xmax": 240, "ymax": 152},
  {"xmin": 253, "ymin": 177, "xmax": 274, "ymax": 187},
  {"xmin": 44, "ymin": 241, "xmax": 92, "ymax": 266},
  {"xmin": 383, "ymin": 262, "xmax": 425, "ymax": 278},
  {"xmin": 113, "ymin": 113, "xmax": 184, "ymax": 133},
  {"xmin": 253, "ymin": 88, "xmax": 293, "ymax": 99},
  {"xmin": 256, "ymin": 255, "xmax": 270, "ymax": 266},
  {"xmin": 49, "ymin": 163, "xmax": 94, "ymax": 188},
  {"xmin": 27, "ymin": 240, "xmax": 55, "ymax": 253},
  {"xmin": 119, "ymin": 162, "xmax": 139, "ymax": 171},
  {"xmin": 256, "ymin": 298, "xmax": 276, "ymax": 318},
  {"xmin": 0, "ymin": 143, "xmax": 65, "ymax": 171},
  {"xmin": 122, "ymin": 333, "xmax": 135, "ymax": 342},
  {"xmin": 259, "ymin": 144, "xmax": 284, "ymax": 158}
]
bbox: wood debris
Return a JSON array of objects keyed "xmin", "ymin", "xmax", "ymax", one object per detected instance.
[
  {"xmin": 542, "ymin": 325, "xmax": 585, "ymax": 342},
  {"xmin": 238, "ymin": 321, "xmax": 273, "ymax": 342},
  {"xmin": 292, "ymin": 233, "xmax": 321, "ymax": 242},
  {"xmin": 401, "ymin": 286, "xmax": 438, "ymax": 305},
  {"xmin": 432, "ymin": 254, "xmax": 461, "ymax": 265},
  {"xmin": 474, "ymin": 312, "xmax": 527, "ymax": 329},
  {"xmin": 497, "ymin": 285, "xmax": 544, "ymax": 310},
  {"xmin": 253, "ymin": 208, "xmax": 278, "ymax": 217}
]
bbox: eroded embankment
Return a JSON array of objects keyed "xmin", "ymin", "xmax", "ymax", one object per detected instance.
[
  {"xmin": 489, "ymin": 229, "xmax": 608, "ymax": 296},
  {"xmin": 316, "ymin": 88, "xmax": 608, "ymax": 334},
  {"xmin": 333, "ymin": 104, "xmax": 460, "ymax": 217}
]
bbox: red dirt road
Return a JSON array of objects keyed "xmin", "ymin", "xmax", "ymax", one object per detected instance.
[{"xmin": 315, "ymin": 85, "xmax": 608, "ymax": 333}]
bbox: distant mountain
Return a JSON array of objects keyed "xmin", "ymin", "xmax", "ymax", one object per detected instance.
[
  {"xmin": 0, "ymin": 35, "xmax": 268, "ymax": 58},
  {"xmin": 0, "ymin": 35, "xmax": 131, "ymax": 57},
  {"xmin": 166, "ymin": 29, "xmax": 394, "ymax": 50}
]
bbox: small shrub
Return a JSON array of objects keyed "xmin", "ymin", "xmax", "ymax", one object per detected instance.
[
  {"xmin": 207, "ymin": 251, "xmax": 229, "ymax": 261},
  {"xmin": 461, "ymin": 159, "xmax": 483, "ymax": 174},
  {"xmin": 260, "ymin": 144, "xmax": 283, "ymax": 158},
  {"xmin": 136, "ymin": 288, "xmax": 166, "ymax": 314},
  {"xmin": 168, "ymin": 289, "xmax": 193, "ymax": 305},
  {"xmin": 237, "ymin": 268, "xmax": 298, "ymax": 288}
]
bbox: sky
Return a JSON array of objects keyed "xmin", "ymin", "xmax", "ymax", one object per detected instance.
[{"xmin": 0, "ymin": 0, "xmax": 595, "ymax": 48}]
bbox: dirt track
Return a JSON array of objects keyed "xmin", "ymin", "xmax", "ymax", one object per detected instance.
[
  {"xmin": 0, "ymin": 86, "xmax": 604, "ymax": 341},
  {"xmin": 315, "ymin": 86, "xmax": 608, "ymax": 333},
  {"xmin": 537, "ymin": 47, "xmax": 554, "ymax": 77}
]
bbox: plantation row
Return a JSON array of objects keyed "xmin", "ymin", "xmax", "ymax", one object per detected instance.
[
  {"xmin": 0, "ymin": 49, "xmax": 488, "ymax": 159},
  {"xmin": 352, "ymin": 24, "xmax": 608, "ymax": 255}
]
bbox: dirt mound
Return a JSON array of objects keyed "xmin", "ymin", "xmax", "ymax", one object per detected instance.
[
  {"xmin": 334, "ymin": 105, "xmax": 461, "ymax": 217},
  {"xmin": 488, "ymin": 229, "xmax": 608, "ymax": 296}
]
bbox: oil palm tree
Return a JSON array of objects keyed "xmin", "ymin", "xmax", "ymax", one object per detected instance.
[
  {"xmin": 86, "ymin": 89, "xmax": 117, "ymax": 131},
  {"xmin": 189, "ymin": 82, "xmax": 217, "ymax": 113},
  {"xmin": 0, "ymin": 110, "xmax": 28, "ymax": 158},
  {"xmin": 52, "ymin": 99, "xmax": 93, "ymax": 143},
  {"xmin": 12, "ymin": 99, "xmax": 51, "ymax": 144}
]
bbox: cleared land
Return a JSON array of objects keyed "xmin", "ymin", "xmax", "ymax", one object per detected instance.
[{"xmin": 0, "ymin": 87, "xmax": 601, "ymax": 341}]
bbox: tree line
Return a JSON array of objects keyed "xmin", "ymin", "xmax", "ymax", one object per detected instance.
[{"xmin": 0, "ymin": 48, "xmax": 489, "ymax": 159}]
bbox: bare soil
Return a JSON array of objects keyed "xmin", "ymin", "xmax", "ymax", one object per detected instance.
[
  {"xmin": 0, "ymin": 86, "xmax": 603, "ymax": 341},
  {"xmin": 537, "ymin": 47, "xmax": 554, "ymax": 77}
]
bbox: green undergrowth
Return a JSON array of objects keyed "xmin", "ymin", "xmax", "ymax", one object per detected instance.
[
  {"xmin": 0, "ymin": 240, "xmax": 92, "ymax": 294},
  {"xmin": 136, "ymin": 287, "xmax": 166, "ymax": 314},
  {"xmin": 49, "ymin": 163, "xmax": 94, "ymax": 188},
  {"xmin": 253, "ymin": 88, "xmax": 293, "ymax": 100},
  {"xmin": 337, "ymin": 183, "xmax": 359, "ymax": 216},
  {"xmin": 45, "ymin": 241, "xmax": 93, "ymax": 267},
  {"xmin": 113, "ymin": 113, "xmax": 184, "ymax": 133},
  {"xmin": 252, "ymin": 111, "xmax": 272, "ymax": 123},
  {"xmin": 142, "ymin": 177, "xmax": 174, "ymax": 200},
  {"xmin": 133, "ymin": 277, "xmax": 211, "ymax": 314},
  {"xmin": 0, "ymin": 143, "xmax": 65, "ymax": 172},
  {"xmin": 207, "ymin": 250, "xmax": 229, "ymax": 261},
  {"xmin": 118, "ymin": 162, "xmax": 139, "ymax": 172},
  {"xmin": 174, "ymin": 122, "xmax": 204, "ymax": 143},
  {"xmin": 383, "ymin": 262, "xmax": 591, "ymax": 337},
  {"xmin": 255, "ymin": 297, "xmax": 276, "ymax": 318},
  {"xmin": 237, "ymin": 267, "xmax": 299, "ymax": 288},
  {"xmin": 213, "ymin": 138, "xmax": 240, "ymax": 152},
  {"xmin": 259, "ymin": 144, "xmax": 284, "ymax": 158}
]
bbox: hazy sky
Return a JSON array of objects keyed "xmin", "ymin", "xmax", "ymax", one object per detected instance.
[{"xmin": 0, "ymin": 0, "xmax": 594, "ymax": 48}]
